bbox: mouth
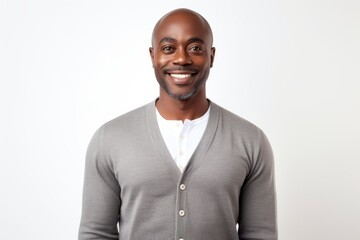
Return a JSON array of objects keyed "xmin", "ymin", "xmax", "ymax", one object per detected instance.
[
  {"xmin": 166, "ymin": 72, "xmax": 196, "ymax": 84},
  {"xmin": 170, "ymin": 73, "xmax": 192, "ymax": 79}
]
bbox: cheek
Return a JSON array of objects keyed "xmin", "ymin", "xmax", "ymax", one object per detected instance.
[
  {"xmin": 193, "ymin": 54, "xmax": 211, "ymax": 66},
  {"xmin": 154, "ymin": 53, "xmax": 171, "ymax": 68}
]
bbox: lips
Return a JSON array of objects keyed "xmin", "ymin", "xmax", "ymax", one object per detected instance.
[
  {"xmin": 170, "ymin": 73, "xmax": 192, "ymax": 79},
  {"xmin": 168, "ymin": 73, "xmax": 194, "ymax": 83},
  {"xmin": 163, "ymin": 67, "xmax": 198, "ymax": 84}
]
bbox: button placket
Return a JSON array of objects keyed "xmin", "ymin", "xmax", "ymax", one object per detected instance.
[
  {"xmin": 175, "ymin": 123, "xmax": 192, "ymax": 240},
  {"xmin": 178, "ymin": 124, "xmax": 188, "ymax": 171},
  {"xmin": 176, "ymin": 177, "xmax": 187, "ymax": 240}
]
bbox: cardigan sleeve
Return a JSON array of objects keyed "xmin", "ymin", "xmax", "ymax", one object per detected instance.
[
  {"xmin": 78, "ymin": 126, "xmax": 121, "ymax": 240},
  {"xmin": 238, "ymin": 129, "xmax": 278, "ymax": 240}
]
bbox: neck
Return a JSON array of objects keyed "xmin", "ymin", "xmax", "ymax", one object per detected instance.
[{"xmin": 156, "ymin": 91, "xmax": 209, "ymax": 121}]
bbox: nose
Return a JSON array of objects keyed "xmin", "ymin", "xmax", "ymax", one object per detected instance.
[{"xmin": 173, "ymin": 48, "xmax": 192, "ymax": 65}]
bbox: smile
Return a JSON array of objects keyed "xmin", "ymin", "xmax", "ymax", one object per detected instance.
[{"xmin": 170, "ymin": 73, "xmax": 192, "ymax": 79}]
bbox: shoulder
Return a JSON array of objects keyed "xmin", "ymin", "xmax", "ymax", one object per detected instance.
[
  {"xmin": 104, "ymin": 103, "xmax": 149, "ymax": 130},
  {"xmin": 211, "ymin": 101, "xmax": 264, "ymax": 142},
  {"xmin": 211, "ymin": 101, "xmax": 273, "ymax": 167},
  {"xmin": 91, "ymin": 101, "xmax": 153, "ymax": 145}
]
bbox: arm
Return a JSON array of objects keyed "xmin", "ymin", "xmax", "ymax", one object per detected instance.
[
  {"xmin": 79, "ymin": 126, "xmax": 121, "ymax": 240},
  {"xmin": 238, "ymin": 130, "xmax": 277, "ymax": 240}
]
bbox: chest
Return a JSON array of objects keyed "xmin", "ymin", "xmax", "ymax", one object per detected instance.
[{"xmin": 110, "ymin": 139, "xmax": 250, "ymax": 200}]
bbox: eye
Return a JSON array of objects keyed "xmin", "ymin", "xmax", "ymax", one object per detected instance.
[
  {"xmin": 188, "ymin": 45, "xmax": 203, "ymax": 52},
  {"xmin": 162, "ymin": 45, "xmax": 175, "ymax": 53}
]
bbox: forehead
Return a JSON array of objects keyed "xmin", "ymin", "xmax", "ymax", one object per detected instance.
[{"xmin": 153, "ymin": 12, "xmax": 211, "ymax": 45}]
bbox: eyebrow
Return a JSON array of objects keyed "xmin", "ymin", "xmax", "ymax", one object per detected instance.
[
  {"xmin": 159, "ymin": 37, "xmax": 176, "ymax": 44},
  {"xmin": 158, "ymin": 37, "xmax": 205, "ymax": 45},
  {"xmin": 186, "ymin": 37, "xmax": 205, "ymax": 45}
]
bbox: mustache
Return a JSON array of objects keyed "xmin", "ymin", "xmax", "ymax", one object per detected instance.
[{"xmin": 162, "ymin": 67, "xmax": 199, "ymax": 73}]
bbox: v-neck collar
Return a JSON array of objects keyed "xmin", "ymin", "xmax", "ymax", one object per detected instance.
[{"xmin": 146, "ymin": 99, "xmax": 220, "ymax": 184}]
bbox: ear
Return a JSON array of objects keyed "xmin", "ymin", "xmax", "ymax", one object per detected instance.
[
  {"xmin": 210, "ymin": 47, "xmax": 215, "ymax": 68},
  {"xmin": 149, "ymin": 47, "xmax": 155, "ymax": 67}
]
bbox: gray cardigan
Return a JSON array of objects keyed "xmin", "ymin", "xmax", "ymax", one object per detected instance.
[{"xmin": 79, "ymin": 101, "xmax": 277, "ymax": 240}]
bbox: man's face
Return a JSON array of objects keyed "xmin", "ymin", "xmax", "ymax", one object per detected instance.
[{"xmin": 150, "ymin": 12, "xmax": 215, "ymax": 101}]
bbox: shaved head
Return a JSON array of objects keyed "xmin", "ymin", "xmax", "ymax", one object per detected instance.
[{"xmin": 151, "ymin": 8, "xmax": 213, "ymax": 47}]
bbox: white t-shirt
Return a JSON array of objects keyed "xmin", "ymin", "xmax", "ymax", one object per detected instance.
[{"xmin": 156, "ymin": 107, "xmax": 210, "ymax": 172}]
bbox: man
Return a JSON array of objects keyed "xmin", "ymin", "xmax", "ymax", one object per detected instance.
[{"xmin": 79, "ymin": 8, "xmax": 277, "ymax": 240}]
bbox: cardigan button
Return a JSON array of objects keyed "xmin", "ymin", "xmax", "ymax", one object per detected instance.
[
  {"xmin": 179, "ymin": 184, "xmax": 186, "ymax": 191},
  {"xmin": 179, "ymin": 238, "xmax": 184, "ymax": 240},
  {"xmin": 179, "ymin": 210, "xmax": 185, "ymax": 217}
]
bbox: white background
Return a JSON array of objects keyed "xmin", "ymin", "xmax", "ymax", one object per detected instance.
[{"xmin": 1, "ymin": 0, "xmax": 359, "ymax": 239}]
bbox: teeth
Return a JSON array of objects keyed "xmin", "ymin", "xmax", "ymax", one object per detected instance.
[{"xmin": 170, "ymin": 73, "xmax": 191, "ymax": 79}]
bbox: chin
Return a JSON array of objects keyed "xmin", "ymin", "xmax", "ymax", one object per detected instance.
[{"xmin": 167, "ymin": 89, "xmax": 198, "ymax": 100}]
